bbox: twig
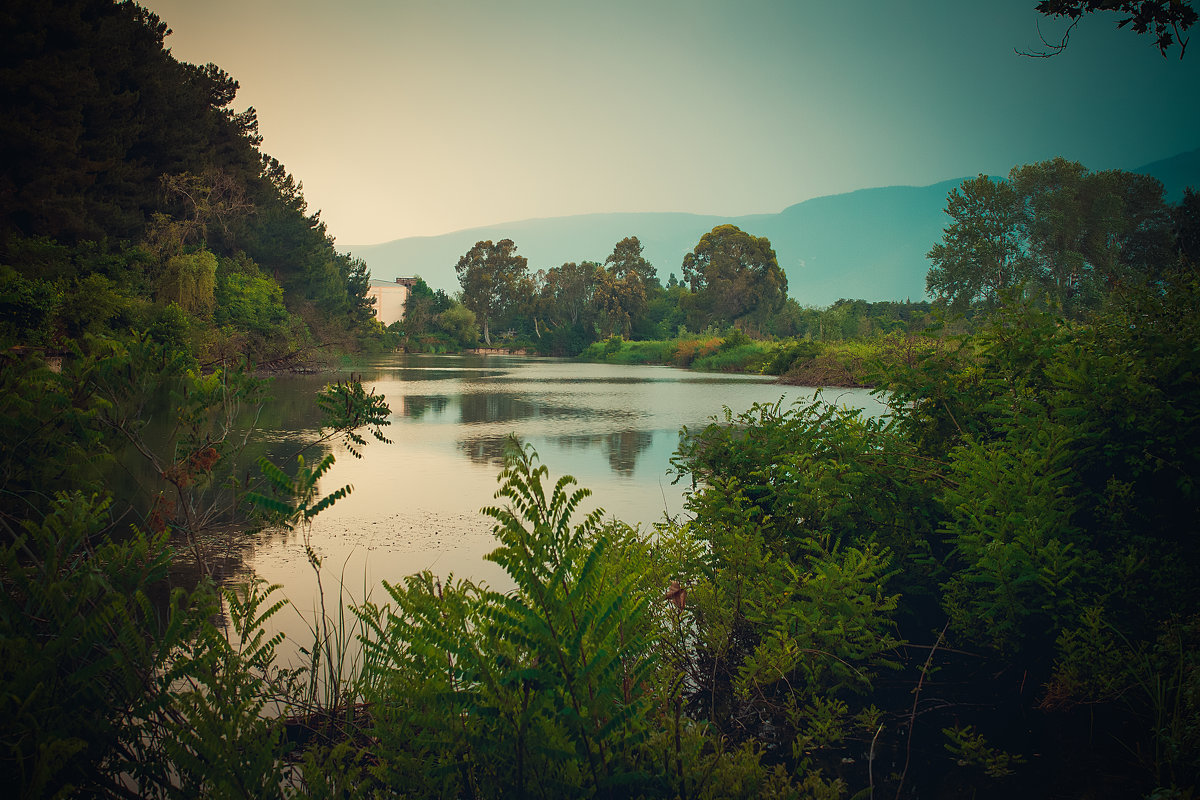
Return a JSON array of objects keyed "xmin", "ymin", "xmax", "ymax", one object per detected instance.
[
  {"xmin": 1016, "ymin": 18, "xmax": 1079, "ymax": 58},
  {"xmin": 869, "ymin": 722, "xmax": 884, "ymax": 799},
  {"xmin": 896, "ymin": 620, "xmax": 949, "ymax": 799}
]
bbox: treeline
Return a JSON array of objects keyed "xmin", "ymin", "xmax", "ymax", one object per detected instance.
[
  {"xmin": 393, "ymin": 227, "xmax": 936, "ymax": 357},
  {"xmin": 394, "ymin": 157, "xmax": 1197, "ymax": 367},
  {"xmin": 0, "ymin": 0, "xmax": 376, "ymax": 366}
]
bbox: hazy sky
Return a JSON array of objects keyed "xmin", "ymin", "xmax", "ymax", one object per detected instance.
[{"xmin": 141, "ymin": 0, "xmax": 1199, "ymax": 246}]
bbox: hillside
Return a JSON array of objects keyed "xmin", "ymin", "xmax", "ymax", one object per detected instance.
[
  {"xmin": 0, "ymin": 0, "xmax": 374, "ymax": 362},
  {"xmin": 348, "ymin": 149, "xmax": 1199, "ymax": 307}
]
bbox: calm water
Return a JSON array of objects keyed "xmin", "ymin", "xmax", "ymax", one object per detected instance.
[{"xmin": 235, "ymin": 354, "xmax": 886, "ymax": 648}]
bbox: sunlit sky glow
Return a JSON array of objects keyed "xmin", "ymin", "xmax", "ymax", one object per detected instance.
[{"xmin": 141, "ymin": 0, "xmax": 1200, "ymax": 246}]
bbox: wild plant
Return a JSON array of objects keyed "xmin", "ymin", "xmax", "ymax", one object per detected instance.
[{"xmin": 357, "ymin": 440, "xmax": 666, "ymax": 797}]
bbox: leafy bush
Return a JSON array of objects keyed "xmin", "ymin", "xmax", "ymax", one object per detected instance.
[
  {"xmin": 214, "ymin": 258, "xmax": 290, "ymax": 334},
  {"xmin": 764, "ymin": 338, "xmax": 821, "ymax": 375},
  {"xmin": 671, "ymin": 336, "xmax": 721, "ymax": 367},
  {"xmin": 690, "ymin": 342, "xmax": 771, "ymax": 372}
]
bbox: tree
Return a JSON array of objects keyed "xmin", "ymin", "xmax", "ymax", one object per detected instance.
[
  {"xmin": 1011, "ymin": 158, "xmax": 1171, "ymax": 311},
  {"xmin": 435, "ymin": 302, "xmax": 479, "ymax": 347},
  {"xmin": 1177, "ymin": 187, "xmax": 1200, "ymax": 266},
  {"xmin": 926, "ymin": 175, "xmax": 1029, "ymax": 311},
  {"xmin": 596, "ymin": 237, "xmax": 656, "ymax": 338},
  {"xmin": 159, "ymin": 250, "xmax": 218, "ymax": 316},
  {"xmin": 539, "ymin": 261, "xmax": 598, "ymax": 331},
  {"xmin": 455, "ymin": 239, "xmax": 528, "ymax": 346},
  {"xmin": 1031, "ymin": 1, "xmax": 1196, "ymax": 58},
  {"xmin": 401, "ymin": 277, "xmax": 437, "ymax": 335},
  {"xmin": 927, "ymin": 160, "xmax": 1173, "ymax": 317},
  {"xmin": 681, "ymin": 224, "xmax": 787, "ymax": 332}
]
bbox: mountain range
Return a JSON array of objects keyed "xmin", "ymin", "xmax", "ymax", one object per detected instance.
[{"xmin": 345, "ymin": 148, "xmax": 1199, "ymax": 308}]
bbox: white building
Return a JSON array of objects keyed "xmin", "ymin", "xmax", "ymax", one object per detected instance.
[{"xmin": 366, "ymin": 277, "xmax": 418, "ymax": 326}]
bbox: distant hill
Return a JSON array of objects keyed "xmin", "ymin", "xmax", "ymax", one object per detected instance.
[
  {"xmin": 1131, "ymin": 146, "xmax": 1200, "ymax": 201},
  {"xmin": 344, "ymin": 182, "xmax": 962, "ymax": 308},
  {"xmin": 346, "ymin": 149, "xmax": 1198, "ymax": 307}
]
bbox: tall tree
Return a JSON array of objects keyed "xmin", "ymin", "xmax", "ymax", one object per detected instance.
[
  {"xmin": 540, "ymin": 261, "xmax": 598, "ymax": 329},
  {"xmin": 455, "ymin": 239, "xmax": 528, "ymax": 346},
  {"xmin": 926, "ymin": 175, "xmax": 1029, "ymax": 311},
  {"xmin": 681, "ymin": 224, "xmax": 787, "ymax": 332},
  {"xmin": 0, "ymin": 0, "xmax": 378, "ymax": 347},
  {"xmin": 597, "ymin": 237, "xmax": 656, "ymax": 338},
  {"xmin": 927, "ymin": 160, "xmax": 1173, "ymax": 317},
  {"xmin": 1011, "ymin": 158, "xmax": 1171, "ymax": 311}
]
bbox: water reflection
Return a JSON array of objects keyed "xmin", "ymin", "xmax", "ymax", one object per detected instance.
[
  {"xmin": 555, "ymin": 430, "xmax": 655, "ymax": 476},
  {"xmin": 457, "ymin": 435, "xmax": 518, "ymax": 467},
  {"xmin": 230, "ymin": 355, "xmax": 893, "ymax": 669},
  {"xmin": 401, "ymin": 394, "xmax": 449, "ymax": 419},
  {"xmin": 459, "ymin": 393, "xmax": 540, "ymax": 424}
]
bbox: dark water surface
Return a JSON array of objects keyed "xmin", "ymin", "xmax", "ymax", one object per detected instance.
[{"xmin": 240, "ymin": 354, "xmax": 886, "ymax": 651}]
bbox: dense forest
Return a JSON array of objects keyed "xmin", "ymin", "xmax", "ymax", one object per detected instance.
[
  {"xmin": 0, "ymin": 0, "xmax": 377, "ymax": 368},
  {"xmin": 3, "ymin": 1, "xmax": 1200, "ymax": 799}
]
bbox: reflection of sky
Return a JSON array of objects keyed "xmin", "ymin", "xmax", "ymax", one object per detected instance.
[{"xmin": 246, "ymin": 354, "xmax": 888, "ymax": 664}]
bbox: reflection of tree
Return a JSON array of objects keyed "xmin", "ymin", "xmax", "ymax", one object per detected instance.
[
  {"xmin": 459, "ymin": 392, "xmax": 538, "ymax": 424},
  {"xmin": 555, "ymin": 429, "xmax": 654, "ymax": 477},
  {"xmin": 458, "ymin": 435, "xmax": 522, "ymax": 467},
  {"xmin": 402, "ymin": 394, "xmax": 449, "ymax": 420}
]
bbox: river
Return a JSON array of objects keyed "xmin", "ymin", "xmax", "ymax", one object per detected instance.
[{"xmin": 229, "ymin": 353, "xmax": 887, "ymax": 653}]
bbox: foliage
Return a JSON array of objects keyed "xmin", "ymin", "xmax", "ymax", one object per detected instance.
[
  {"xmin": 596, "ymin": 237, "xmax": 657, "ymax": 338},
  {"xmin": 0, "ymin": 1, "xmax": 378, "ymax": 362},
  {"xmin": 1034, "ymin": 0, "xmax": 1196, "ymax": 57},
  {"xmin": 926, "ymin": 175, "xmax": 1028, "ymax": 312},
  {"xmin": 5, "ymin": 265, "xmax": 1200, "ymax": 796},
  {"xmin": 681, "ymin": 224, "xmax": 788, "ymax": 332},
  {"xmin": 942, "ymin": 725, "xmax": 1024, "ymax": 778},
  {"xmin": 213, "ymin": 254, "xmax": 290, "ymax": 334},
  {"xmin": 456, "ymin": 239, "xmax": 529, "ymax": 346},
  {"xmin": 690, "ymin": 342, "xmax": 772, "ymax": 373},
  {"xmin": 435, "ymin": 302, "xmax": 480, "ymax": 348},
  {"xmin": 357, "ymin": 442, "xmax": 666, "ymax": 796},
  {"xmin": 159, "ymin": 249, "xmax": 218, "ymax": 316},
  {"xmin": 927, "ymin": 159, "xmax": 1174, "ymax": 318},
  {"xmin": 315, "ymin": 380, "xmax": 393, "ymax": 458},
  {"xmin": 764, "ymin": 339, "xmax": 822, "ymax": 376}
]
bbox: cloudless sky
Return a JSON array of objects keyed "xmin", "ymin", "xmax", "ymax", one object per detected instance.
[{"xmin": 141, "ymin": 0, "xmax": 1199, "ymax": 246}]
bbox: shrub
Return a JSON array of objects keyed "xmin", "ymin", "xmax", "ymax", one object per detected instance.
[
  {"xmin": 691, "ymin": 342, "xmax": 771, "ymax": 373},
  {"xmin": 672, "ymin": 337, "xmax": 721, "ymax": 367}
]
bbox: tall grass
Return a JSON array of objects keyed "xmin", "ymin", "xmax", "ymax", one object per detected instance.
[{"xmin": 690, "ymin": 343, "xmax": 772, "ymax": 373}]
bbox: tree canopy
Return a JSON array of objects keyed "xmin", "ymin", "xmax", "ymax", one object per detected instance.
[
  {"xmin": 596, "ymin": 236, "xmax": 657, "ymax": 338},
  {"xmin": 455, "ymin": 239, "xmax": 529, "ymax": 346},
  {"xmin": 926, "ymin": 159, "xmax": 1174, "ymax": 316},
  {"xmin": 681, "ymin": 224, "xmax": 787, "ymax": 332}
]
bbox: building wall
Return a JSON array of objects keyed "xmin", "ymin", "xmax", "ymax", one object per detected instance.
[{"xmin": 367, "ymin": 281, "xmax": 412, "ymax": 326}]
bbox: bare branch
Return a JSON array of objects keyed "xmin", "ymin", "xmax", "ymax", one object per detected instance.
[{"xmin": 1016, "ymin": 18, "xmax": 1080, "ymax": 57}]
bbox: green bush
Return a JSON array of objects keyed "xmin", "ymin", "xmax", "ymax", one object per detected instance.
[
  {"xmin": 764, "ymin": 338, "xmax": 822, "ymax": 375},
  {"xmin": 691, "ymin": 342, "xmax": 771, "ymax": 372}
]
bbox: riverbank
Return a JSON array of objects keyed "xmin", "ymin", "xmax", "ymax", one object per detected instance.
[
  {"xmin": 573, "ymin": 333, "xmax": 930, "ymax": 387},
  {"xmin": 392, "ymin": 331, "xmax": 946, "ymax": 389}
]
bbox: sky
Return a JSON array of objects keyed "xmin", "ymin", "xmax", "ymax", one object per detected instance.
[{"xmin": 140, "ymin": 0, "xmax": 1200, "ymax": 247}]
